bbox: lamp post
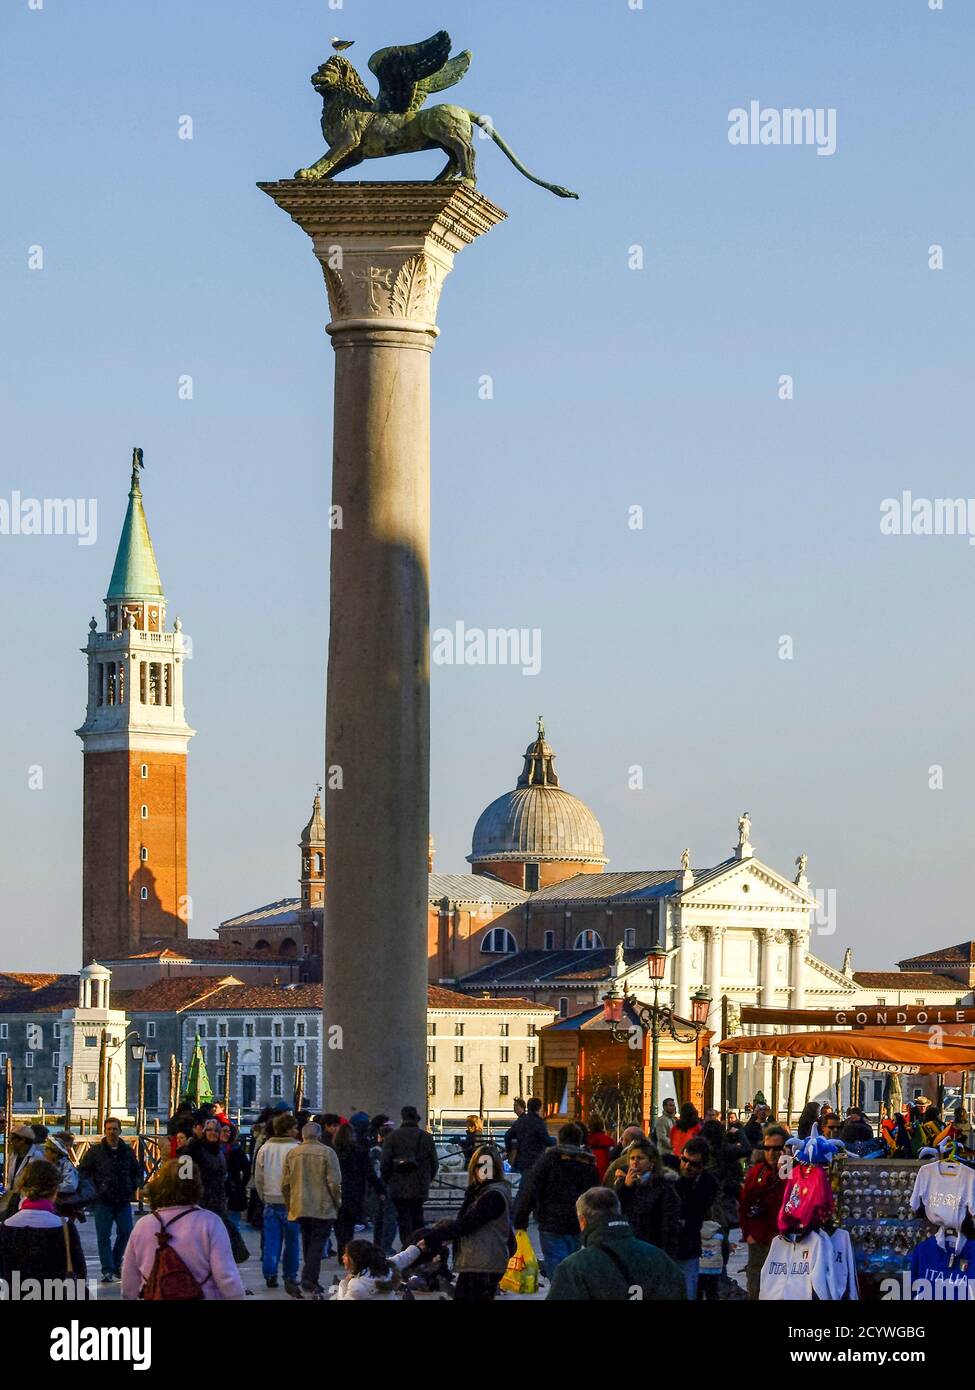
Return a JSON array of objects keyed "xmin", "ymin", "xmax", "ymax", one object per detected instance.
[
  {"xmin": 131, "ymin": 1037, "xmax": 146, "ymax": 1136},
  {"xmin": 602, "ymin": 949, "xmax": 711, "ymax": 1125}
]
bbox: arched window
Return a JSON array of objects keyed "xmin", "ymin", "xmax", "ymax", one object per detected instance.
[
  {"xmin": 573, "ymin": 929, "xmax": 603, "ymax": 951},
  {"xmin": 140, "ymin": 887, "xmax": 148, "ymax": 901},
  {"xmin": 623, "ymin": 927, "xmax": 636, "ymax": 948},
  {"xmin": 314, "ymin": 853, "xmax": 324, "ymax": 874},
  {"xmin": 254, "ymin": 939, "xmax": 270, "ymax": 953},
  {"xmin": 279, "ymin": 938, "xmax": 298, "ymax": 958},
  {"xmin": 480, "ymin": 927, "xmax": 517, "ymax": 955},
  {"xmin": 543, "ymin": 929, "xmax": 555, "ymax": 951}
]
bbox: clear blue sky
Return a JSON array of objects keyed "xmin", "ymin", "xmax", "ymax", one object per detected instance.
[{"xmin": 2, "ymin": 1, "xmax": 972, "ymax": 972}]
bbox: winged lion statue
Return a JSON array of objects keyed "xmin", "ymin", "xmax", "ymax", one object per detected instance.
[{"xmin": 294, "ymin": 30, "xmax": 578, "ymax": 199}]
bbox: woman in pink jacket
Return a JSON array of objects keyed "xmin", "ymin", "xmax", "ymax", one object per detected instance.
[{"xmin": 121, "ymin": 1159, "xmax": 246, "ymax": 1300}]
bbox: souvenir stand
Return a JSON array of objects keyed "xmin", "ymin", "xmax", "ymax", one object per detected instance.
[{"xmin": 720, "ymin": 1028, "xmax": 975, "ymax": 1300}]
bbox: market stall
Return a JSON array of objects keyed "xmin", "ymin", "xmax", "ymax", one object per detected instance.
[{"xmin": 720, "ymin": 1029, "xmax": 975, "ymax": 1299}]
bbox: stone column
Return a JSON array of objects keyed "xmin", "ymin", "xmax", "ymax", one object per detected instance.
[
  {"xmin": 259, "ymin": 181, "xmax": 506, "ymax": 1116},
  {"xmin": 791, "ymin": 928, "xmax": 809, "ymax": 1010},
  {"xmin": 759, "ymin": 929, "xmax": 776, "ymax": 1008},
  {"xmin": 706, "ymin": 925, "xmax": 724, "ymax": 998}
]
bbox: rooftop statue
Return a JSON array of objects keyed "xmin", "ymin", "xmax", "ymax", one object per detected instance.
[{"xmin": 294, "ymin": 30, "xmax": 579, "ymax": 199}]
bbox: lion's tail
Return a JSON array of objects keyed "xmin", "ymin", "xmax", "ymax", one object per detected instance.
[{"xmin": 470, "ymin": 114, "xmax": 579, "ymax": 199}]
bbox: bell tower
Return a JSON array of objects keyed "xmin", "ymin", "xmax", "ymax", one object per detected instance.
[{"xmin": 77, "ymin": 449, "xmax": 194, "ymax": 963}]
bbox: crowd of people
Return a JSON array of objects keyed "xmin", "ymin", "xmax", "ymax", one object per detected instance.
[{"xmin": 1, "ymin": 1090, "xmax": 968, "ymax": 1301}]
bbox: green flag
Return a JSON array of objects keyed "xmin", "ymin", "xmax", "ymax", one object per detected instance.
[{"xmin": 183, "ymin": 1037, "xmax": 213, "ymax": 1106}]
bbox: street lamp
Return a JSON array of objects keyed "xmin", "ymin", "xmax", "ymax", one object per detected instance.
[{"xmin": 602, "ymin": 952, "xmax": 712, "ymax": 1124}]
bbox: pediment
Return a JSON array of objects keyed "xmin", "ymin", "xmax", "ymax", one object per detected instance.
[{"xmin": 678, "ymin": 857, "xmax": 815, "ymax": 911}]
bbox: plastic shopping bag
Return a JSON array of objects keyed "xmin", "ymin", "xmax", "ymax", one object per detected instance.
[{"xmin": 499, "ymin": 1229, "xmax": 540, "ymax": 1295}]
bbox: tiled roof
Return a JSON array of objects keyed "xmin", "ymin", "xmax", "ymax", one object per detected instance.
[
  {"xmin": 114, "ymin": 976, "xmax": 242, "ymax": 1013},
  {"xmin": 456, "ymin": 948, "xmax": 646, "ymax": 991},
  {"xmin": 187, "ymin": 983, "xmax": 322, "ymax": 1012},
  {"xmin": 897, "ymin": 943, "xmax": 975, "ymax": 968},
  {"xmin": 0, "ymin": 974, "xmax": 79, "ymax": 1015},
  {"xmin": 428, "ymin": 874, "xmax": 528, "ymax": 906},
  {"xmin": 218, "ymin": 900, "xmax": 302, "ymax": 930},
  {"xmin": 853, "ymin": 971, "xmax": 964, "ymax": 991},
  {"xmin": 106, "ymin": 939, "xmax": 281, "ymax": 962},
  {"xmin": 427, "ymin": 985, "xmax": 551, "ymax": 1012}
]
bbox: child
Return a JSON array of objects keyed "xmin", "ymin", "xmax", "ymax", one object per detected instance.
[{"xmin": 330, "ymin": 1238, "xmax": 424, "ymax": 1300}]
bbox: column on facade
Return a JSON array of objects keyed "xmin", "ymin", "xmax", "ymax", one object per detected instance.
[
  {"xmin": 706, "ymin": 925, "xmax": 724, "ymax": 1002},
  {"xmin": 675, "ymin": 925, "xmax": 698, "ymax": 1018},
  {"xmin": 759, "ymin": 928, "xmax": 776, "ymax": 1008},
  {"xmin": 791, "ymin": 928, "xmax": 809, "ymax": 1010}
]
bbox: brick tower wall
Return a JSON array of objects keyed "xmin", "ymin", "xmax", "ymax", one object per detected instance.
[{"xmin": 82, "ymin": 749, "xmax": 188, "ymax": 962}]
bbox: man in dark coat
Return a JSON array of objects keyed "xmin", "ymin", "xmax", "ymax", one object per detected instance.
[
  {"xmin": 379, "ymin": 1105, "xmax": 439, "ymax": 1247},
  {"xmin": 503, "ymin": 1096, "xmax": 554, "ymax": 1174},
  {"xmin": 547, "ymin": 1187, "xmax": 686, "ymax": 1301},
  {"xmin": 512, "ymin": 1122, "xmax": 600, "ymax": 1279},
  {"xmin": 78, "ymin": 1116, "xmax": 143, "ymax": 1282},
  {"xmin": 674, "ymin": 1136, "xmax": 718, "ymax": 1300}
]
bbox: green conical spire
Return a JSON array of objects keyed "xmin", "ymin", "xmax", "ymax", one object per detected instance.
[
  {"xmin": 183, "ymin": 1036, "xmax": 213, "ymax": 1106},
  {"xmin": 107, "ymin": 448, "xmax": 163, "ymax": 600}
]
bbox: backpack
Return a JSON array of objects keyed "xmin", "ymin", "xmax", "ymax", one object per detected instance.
[{"xmin": 141, "ymin": 1208, "xmax": 205, "ymax": 1301}]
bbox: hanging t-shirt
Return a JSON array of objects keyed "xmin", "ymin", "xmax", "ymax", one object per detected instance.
[
  {"xmin": 828, "ymin": 1227, "xmax": 859, "ymax": 1300},
  {"xmin": 778, "ymin": 1163, "xmax": 834, "ymax": 1233},
  {"xmin": 909, "ymin": 1160, "xmax": 975, "ymax": 1228},
  {"xmin": 910, "ymin": 1231, "xmax": 975, "ymax": 1300},
  {"xmin": 760, "ymin": 1231, "xmax": 835, "ymax": 1300}
]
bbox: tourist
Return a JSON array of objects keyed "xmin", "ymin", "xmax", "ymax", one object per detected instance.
[
  {"xmin": 823, "ymin": 1112, "xmax": 844, "ymax": 1141},
  {"xmin": 329, "ymin": 1237, "xmax": 424, "ymax": 1300},
  {"xmin": 166, "ymin": 1101, "xmax": 196, "ymax": 1158},
  {"xmin": 121, "ymin": 1158, "xmax": 245, "ymax": 1300},
  {"xmin": 610, "ymin": 1138, "xmax": 679, "ymax": 1257},
  {"xmin": 0, "ymin": 1123, "xmax": 43, "ymax": 1215},
  {"xmin": 333, "ymin": 1120, "xmax": 383, "ymax": 1252},
  {"xmin": 674, "ymin": 1136, "xmax": 717, "ymax": 1300},
  {"xmin": 546, "ymin": 1187, "xmax": 686, "ymax": 1301},
  {"xmin": 839, "ymin": 1107, "xmax": 874, "ymax": 1144},
  {"xmin": 183, "ymin": 1115, "xmax": 228, "ymax": 1216},
  {"xmin": 796, "ymin": 1102, "xmax": 821, "ymax": 1140},
  {"xmin": 585, "ymin": 1113, "xmax": 615, "ymax": 1180},
  {"xmin": 0, "ymin": 1159, "xmax": 87, "ymax": 1290},
  {"xmin": 742, "ymin": 1104, "xmax": 770, "ymax": 1151},
  {"xmin": 604, "ymin": 1125, "xmax": 647, "ymax": 1184},
  {"xmin": 370, "ymin": 1121, "xmax": 398, "ymax": 1255},
  {"xmin": 254, "ymin": 1111, "xmax": 302, "ymax": 1295},
  {"xmin": 669, "ymin": 1103, "xmax": 702, "ymax": 1159},
  {"xmin": 380, "ymin": 1105, "xmax": 439, "ymax": 1248},
  {"xmin": 653, "ymin": 1098, "xmax": 677, "ymax": 1155},
  {"xmin": 460, "ymin": 1115, "xmax": 484, "ymax": 1163},
  {"xmin": 503, "ymin": 1095, "xmax": 554, "ymax": 1174},
  {"xmin": 511, "ymin": 1121, "xmax": 600, "ymax": 1278},
  {"xmin": 431, "ymin": 1145, "xmax": 513, "ymax": 1301},
  {"xmin": 43, "ymin": 1135, "xmax": 79, "ymax": 1204},
  {"xmin": 314, "ymin": 1112, "xmax": 342, "ymax": 1147},
  {"xmin": 738, "ymin": 1123, "xmax": 788, "ymax": 1299},
  {"xmin": 698, "ymin": 1119, "xmax": 744, "ymax": 1272},
  {"xmin": 78, "ymin": 1116, "xmax": 142, "ymax": 1284},
  {"xmin": 222, "ymin": 1123, "xmax": 251, "ymax": 1229},
  {"xmin": 282, "ymin": 1121, "xmax": 342, "ymax": 1298}
]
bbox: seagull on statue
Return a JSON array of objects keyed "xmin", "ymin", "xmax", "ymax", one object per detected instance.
[{"xmin": 330, "ymin": 37, "xmax": 354, "ymax": 51}]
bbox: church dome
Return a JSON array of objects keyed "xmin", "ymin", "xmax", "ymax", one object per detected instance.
[{"xmin": 468, "ymin": 722, "xmax": 607, "ymax": 866}]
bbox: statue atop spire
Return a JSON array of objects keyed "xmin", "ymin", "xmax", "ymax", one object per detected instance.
[{"xmin": 130, "ymin": 446, "xmax": 144, "ymax": 494}]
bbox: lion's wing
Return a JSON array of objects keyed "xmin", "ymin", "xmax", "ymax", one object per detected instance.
[
  {"xmin": 368, "ymin": 30, "xmax": 455, "ymax": 115},
  {"xmin": 415, "ymin": 51, "xmax": 472, "ymax": 108}
]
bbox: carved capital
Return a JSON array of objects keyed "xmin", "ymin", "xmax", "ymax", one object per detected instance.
[
  {"xmin": 258, "ymin": 180, "xmax": 506, "ymax": 335},
  {"xmin": 679, "ymin": 924, "xmax": 705, "ymax": 944}
]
